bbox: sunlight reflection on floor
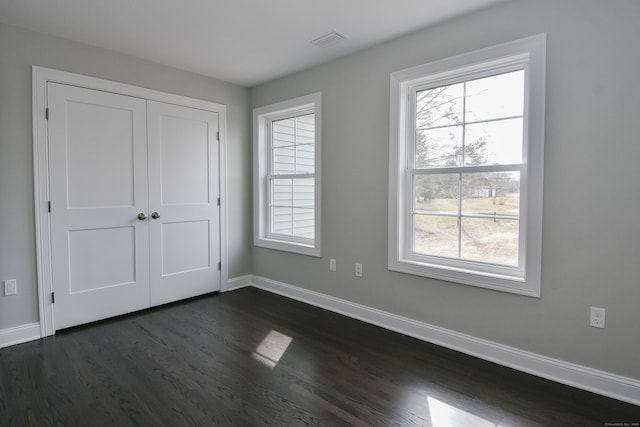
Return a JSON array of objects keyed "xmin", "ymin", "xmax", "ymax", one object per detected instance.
[
  {"xmin": 251, "ymin": 330, "xmax": 293, "ymax": 368},
  {"xmin": 428, "ymin": 396, "xmax": 502, "ymax": 427}
]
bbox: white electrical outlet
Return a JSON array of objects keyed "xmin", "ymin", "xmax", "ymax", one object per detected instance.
[
  {"xmin": 355, "ymin": 263, "xmax": 363, "ymax": 277},
  {"xmin": 4, "ymin": 279, "xmax": 17, "ymax": 296},
  {"xmin": 329, "ymin": 258, "xmax": 336, "ymax": 272},
  {"xmin": 590, "ymin": 307, "xmax": 605, "ymax": 328}
]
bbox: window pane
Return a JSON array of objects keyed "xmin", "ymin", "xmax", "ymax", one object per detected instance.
[
  {"xmin": 414, "ymin": 214, "xmax": 459, "ymax": 258},
  {"xmin": 273, "ymin": 146, "xmax": 296, "ymax": 173},
  {"xmin": 464, "ymin": 118, "xmax": 523, "ymax": 166},
  {"xmin": 465, "ymin": 70, "xmax": 524, "ymax": 122},
  {"xmin": 296, "ymin": 114, "xmax": 315, "ymax": 143},
  {"xmin": 416, "ymin": 126, "xmax": 463, "ymax": 168},
  {"xmin": 272, "ymin": 113, "xmax": 315, "ymax": 175},
  {"xmin": 272, "ymin": 118, "xmax": 295, "ymax": 147},
  {"xmin": 293, "ymin": 178, "xmax": 315, "ymax": 209},
  {"xmin": 293, "ymin": 207, "xmax": 315, "ymax": 239},
  {"xmin": 295, "ymin": 143, "xmax": 315, "ymax": 174},
  {"xmin": 461, "ymin": 218, "xmax": 519, "ymax": 266},
  {"xmin": 271, "ymin": 178, "xmax": 293, "ymax": 207},
  {"xmin": 271, "ymin": 206, "xmax": 293, "ymax": 234},
  {"xmin": 416, "ymin": 83, "xmax": 464, "ymax": 129},
  {"xmin": 462, "ymin": 172, "xmax": 520, "ymax": 216},
  {"xmin": 414, "ymin": 174, "xmax": 459, "ymax": 212}
]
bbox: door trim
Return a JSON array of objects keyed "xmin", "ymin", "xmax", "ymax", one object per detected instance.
[{"xmin": 32, "ymin": 66, "xmax": 229, "ymax": 337}]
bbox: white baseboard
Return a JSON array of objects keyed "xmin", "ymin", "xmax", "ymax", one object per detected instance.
[
  {"xmin": 0, "ymin": 323, "xmax": 41, "ymax": 349},
  {"xmin": 245, "ymin": 275, "xmax": 640, "ymax": 406},
  {"xmin": 225, "ymin": 275, "xmax": 253, "ymax": 292}
]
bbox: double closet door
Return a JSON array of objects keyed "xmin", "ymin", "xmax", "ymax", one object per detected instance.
[{"xmin": 47, "ymin": 83, "xmax": 220, "ymax": 330}]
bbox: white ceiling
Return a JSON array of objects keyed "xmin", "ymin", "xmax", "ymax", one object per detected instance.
[{"xmin": 0, "ymin": 0, "xmax": 506, "ymax": 87}]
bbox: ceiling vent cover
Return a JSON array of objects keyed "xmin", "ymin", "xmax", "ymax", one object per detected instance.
[{"xmin": 311, "ymin": 31, "xmax": 348, "ymax": 48}]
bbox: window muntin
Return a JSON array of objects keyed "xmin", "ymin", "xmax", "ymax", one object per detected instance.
[
  {"xmin": 389, "ymin": 35, "xmax": 545, "ymax": 296},
  {"xmin": 254, "ymin": 93, "xmax": 321, "ymax": 257}
]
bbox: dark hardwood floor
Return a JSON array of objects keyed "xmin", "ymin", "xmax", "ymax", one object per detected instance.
[{"xmin": 1, "ymin": 287, "xmax": 638, "ymax": 426}]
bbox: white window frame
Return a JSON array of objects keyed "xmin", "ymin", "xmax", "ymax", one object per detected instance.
[
  {"xmin": 253, "ymin": 93, "xmax": 322, "ymax": 257},
  {"xmin": 388, "ymin": 35, "xmax": 546, "ymax": 297}
]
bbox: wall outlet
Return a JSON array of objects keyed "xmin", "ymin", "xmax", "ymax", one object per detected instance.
[
  {"xmin": 4, "ymin": 279, "xmax": 17, "ymax": 296},
  {"xmin": 329, "ymin": 258, "xmax": 336, "ymax": 272},
  {"xmin": 355, "ymin": 263, "xmax": 363, "ymax": 277},
  {"xmin": 590, "ymin": 306, "xmax": 605, "ymax": 328}
]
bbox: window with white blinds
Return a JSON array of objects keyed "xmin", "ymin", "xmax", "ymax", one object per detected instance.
[
  {"xmin": 269, "ymin": 113, "xmax": 315, "ymax": 241},
  {"xmin": 254, "ymin": 93, "xmax": 321, "ymax": 256}
]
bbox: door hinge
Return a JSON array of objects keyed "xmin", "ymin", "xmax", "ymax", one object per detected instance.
[
  {"xmin": 216, "ymin": 131, "xmax": 219, "ymax": 141},
  {"xmin": 51, "ymin": 292, "xmax": 55, "ymax": 304},
  {"xmin": 217, "ymin": 197, "xmax": 220, "ymax": 206},
  {"xmin": 48, "ymin": 201, "xmax": 51, "ymax": 213},
  {"xmin": 218, "ymin": 262, "xmax": 221, "ymax": 271},
  {"xmin": 45, "ymin": 107, "xmax": 49, "ymax": 120}
]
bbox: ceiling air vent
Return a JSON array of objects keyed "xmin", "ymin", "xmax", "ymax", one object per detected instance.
[{"xmin": 311, "ymin": 31, "xmax": 348, "ymax": 48}]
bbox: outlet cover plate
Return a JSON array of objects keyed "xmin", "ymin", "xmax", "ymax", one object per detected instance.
[
  {"xmin": 590, "ymin": 306, "xmax": 605, "ymax": 328},
  {"xmin": 4, "ymin": 279, "xmax": 17, "ymax": 296}
]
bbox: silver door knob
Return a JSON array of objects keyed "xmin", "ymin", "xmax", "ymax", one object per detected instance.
[
  {"xmin": 151, "ymin": 212, "xmax": 160, "ymax": 219},
  {"xmin": 137, "ymin": 213, "xmax": 147, "ymax": 220}
]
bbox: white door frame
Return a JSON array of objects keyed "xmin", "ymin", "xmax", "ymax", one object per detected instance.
[{"xmin": 32, "ymin": 66, "xmax": 229, "ymax": 337}]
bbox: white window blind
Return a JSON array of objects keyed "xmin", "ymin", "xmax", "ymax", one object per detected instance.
[{"xmin": 269, "ymin": 113, "xmax": 316, "ymax": 241}]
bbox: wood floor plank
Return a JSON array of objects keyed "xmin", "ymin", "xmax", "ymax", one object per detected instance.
[{"xmin": 1, "ymin": 287, "xmax": 639, "ymax": 426}]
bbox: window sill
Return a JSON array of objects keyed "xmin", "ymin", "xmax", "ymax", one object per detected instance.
[
  {"xmin": 388, "ymin": 258, "xmax": 540, "ymax": 298},
  {"xmin": 255, "ymin": 237, "xmax": 321, "ymax": 257}
]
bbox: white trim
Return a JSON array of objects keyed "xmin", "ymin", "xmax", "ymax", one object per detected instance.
[
  {"xmin": 246, "ymin": 275, "xmax": 640, "ymax": 406},
  {"xmin": 0, "ymin": 323, "xmax": 41, "ymax": 349},
  {"xmin": 388, "ymin": 34, "xmax": 546, "ymax": 297},
  {"xmin": 253, "ymin": 93, "xmax": 322, "ymax": 257},
  {"xmin": 225, "ymin": 275, "xmax": 253, "ymax": 292},
  {"xmin": 32, "ymin": 66, "xmax": 229, "ymax": 336},
  {"xmin": 218, "ymin": 105, "xmax": 229, "ymax": 293}
]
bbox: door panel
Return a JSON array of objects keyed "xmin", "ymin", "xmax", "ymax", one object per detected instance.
[
  {"xmin": 68, "ymin": 227, "xmax": 136, "ymax": 293},
  {"xmin": 159, "ymin": 115, "xmax": 210, "ymax": 205},
  {"xmin": 66, "ymin": 101, "xmax": 136, "ymax": 208},
  {"xmin": 161, "ymin": 220, "xmax": 210, "ymax": 275},
  {"xmin": 147, "ymin": 101, "xmax": 220, "ymax": 305},
  {"xmin": 48, "ymin": 83, "xmax": 150, "ymax": 329}
]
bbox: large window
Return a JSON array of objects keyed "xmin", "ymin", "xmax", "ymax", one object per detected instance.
[
  {"xmin": 389, "ymin": 35, "xmax": 545, "ymax": 296},
  {"xmin": 254, "ymin": 93, "xmax": 321, "ymax": 256}
]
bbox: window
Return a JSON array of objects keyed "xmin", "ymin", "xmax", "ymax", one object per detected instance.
[
  {"xmin": 254, "ymin": 93, "xmax": 321, "ymax": 256},
  {"xmin": 389, "ymin": 35, "xmax": 545, "ymax": 296}
]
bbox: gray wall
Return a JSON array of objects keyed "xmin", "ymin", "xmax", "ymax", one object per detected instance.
[
  {"xmin": 0, "ymin": 23, "xmax": 252, "ymax": 330},
  {"xmin": 251, "ymin": 0, "xmax": 640, "ymax": 380}
]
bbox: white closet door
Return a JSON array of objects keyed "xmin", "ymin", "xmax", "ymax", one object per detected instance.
[
  {"xmin": 147, "ymin": 101, "xmax": 220, "ymax": 305},
  {"xmin": 48, "ymin": 83, "xmax": 150, "ymax": 329}
]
